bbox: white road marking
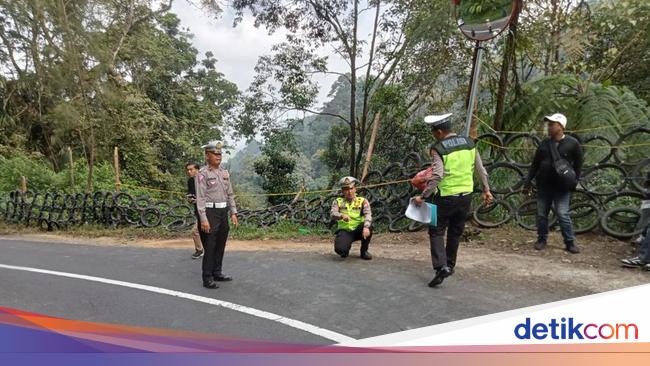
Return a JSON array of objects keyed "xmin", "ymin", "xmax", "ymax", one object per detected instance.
[{"xmin": 0, "ymin": 263, "xmax": 355, "ymax": 343}]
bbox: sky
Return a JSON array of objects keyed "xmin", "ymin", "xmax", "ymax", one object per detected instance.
[
  {"xmin": 169, "ymin": 2, "xmax": 374, "ymax": 158},
  {"xmin": 170, "ymin": 3, "xmax": 329, "ymax": 157},
  {"xmin": 170, "ymin": 2, "xmax": 349, "ymax": 109}
]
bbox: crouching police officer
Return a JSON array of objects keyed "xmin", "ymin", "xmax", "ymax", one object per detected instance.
[
  {"xmin": 414, "ymin": 114, "xmax": 493, "ymax": 288},
  {"xmin": 195, "ymin": 141, "xmax": 239, "ymax": 289},
  {"xmin": 330, "ymin": 176, "xmax": 373, "ymax": 260}
]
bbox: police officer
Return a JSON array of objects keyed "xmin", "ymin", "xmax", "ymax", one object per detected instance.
[
  {"xmin": 330, "ymin": 176, "xmax": 373, "ymax": 260},
  {"xmin": 195, "ymin": 141, "xmax": 239, "ymax": 289},
  {"xmin": 414, "ymin": 113, "xmax": 493, "ymax": 287}
]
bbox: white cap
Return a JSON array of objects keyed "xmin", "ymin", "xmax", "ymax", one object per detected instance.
[
  {"xmin": 339, "ymin": 176, "xmax": 359, "ymax": 188},
  {"xmin": 201, "ymin": 140, "xmax": 223, "ymax": 153},
  {"xmin": 544, "ymin": 113, "xmax": 567, "ymax": 128},
  {"xmin": 424, "ymin": 113, "xmax": 453, "ymax": 126}
]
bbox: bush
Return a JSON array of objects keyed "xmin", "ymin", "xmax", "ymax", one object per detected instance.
[{"xmin": 0, "ymin": 154, "xmax": 57, "ymax": 192}]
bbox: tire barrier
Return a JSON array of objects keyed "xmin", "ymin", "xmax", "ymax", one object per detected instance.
[
  {"xmin": 0, "ymin": 128, "xmax": 648, "ymax": 239},
  {"xmin": 0, "ymin": 191, "xmax": 198, "ymax": 232}
]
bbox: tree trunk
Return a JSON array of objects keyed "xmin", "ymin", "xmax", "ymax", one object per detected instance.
[
  {"xmin": 85, "ymin": 131, "xmax": 95, "ymax": 193},
  {"xmin": 348, "ymin": 0, "xmax": 359, "ymax": 177},
  {"xmin": 361, "ymin": 113, "xmax": 381, "ymax": 182},
  {"xmin": 493, "ymin": 0, "xmax": 521, "ymax": 132},
  {"xmin": 357, "ymin": 1, "xmax": 381, "ymax": 176}
]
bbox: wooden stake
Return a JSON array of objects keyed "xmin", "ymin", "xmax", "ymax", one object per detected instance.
[
  {"xmin": 68, "ymin": 146, "xmax": 75, "ymax": 187},
  {"xmin": 290, "ymin": 184, "xmax": 305, "ymax": 206},
  {"xmin": 20, "ymin": 176, "xmax": 27, "ymax": 193},
  {"xmin": 361, "ymin": 112, "xmax": 381, "ymax": 182},
  {"xmin": 114, "ymin": 146, "xmax": 121, "ymax": 192}
]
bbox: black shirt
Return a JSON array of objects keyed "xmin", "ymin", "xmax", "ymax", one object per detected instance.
[
  {"xmin": 524, "ymin": 135, "xmax": 583, "ymax": 192},
  {"xmin": 187, "ymin": 177, "xmax": 196, "ymax": 197},
  {"xmin": 187, "ymin": 177, "xmax": 198, "ymax": 215}
]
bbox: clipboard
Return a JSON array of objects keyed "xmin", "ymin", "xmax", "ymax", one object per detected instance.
[{"xmin": 405, "ymin": 198, "xmax": 437, "ymax": 226}]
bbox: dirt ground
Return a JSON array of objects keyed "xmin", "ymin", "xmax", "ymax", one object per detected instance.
[{"xmin": 6, "ymin": 223, "xmax": 649, "ymax": 295}]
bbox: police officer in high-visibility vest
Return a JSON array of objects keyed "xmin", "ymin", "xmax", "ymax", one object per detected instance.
[
  {"xmin": 330, "ymin": 176, "xmax": 373, "ymax": 260},
  {"xmin": 414, "ymin": 113, "xmax": 493, "ymax": 287}
]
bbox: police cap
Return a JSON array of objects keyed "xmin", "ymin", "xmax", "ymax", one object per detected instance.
[
  {"xmin": 424, "ymin": 113, "xmax": 453, "ymax": 128},
  {"xmin": 339, "ymin": 176, "xmax": 359, "ymax": 189},
  {"xmin": 201, "ymin": 140, "xmax": 223, "ymax": 154}
]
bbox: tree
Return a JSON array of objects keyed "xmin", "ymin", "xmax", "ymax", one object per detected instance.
[
  {"xmin": 233, "ymin": 0, "xmax": 426, "ymax": 177},
  {"xmin": 0, "ymin": 0, "xmax": 237, "ymax": 193},
  {"xmin": 503, "ymin": 74, "xmax": 650, "ymax": 139},
  {"xmin": 253, "ymin": 129, "xmax": 298, "ymax": 205},
  {"xmin": 582, "ymin": 1, "xmax": 650, "ymax": 102}
]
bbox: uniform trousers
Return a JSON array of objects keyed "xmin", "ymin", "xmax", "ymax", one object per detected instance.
[
  {"xmin": 334, "ymin": 225, "xmax": 372, "ymax": 255},
  {"xmin": 199, "ymin": 207, "xmax": 229, "ymax": 281},
  {"xmin": 428, "ymin": 194, "xmax": 472, "ymax": 271},
  {"xmin": 191, "ymin": 224, "xmax": 203, "ymax": 251}
]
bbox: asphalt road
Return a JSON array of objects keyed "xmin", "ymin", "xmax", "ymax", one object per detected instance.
[{"xmin": 0, "ymin": 238, "xmax": 584, "ymax": 345}]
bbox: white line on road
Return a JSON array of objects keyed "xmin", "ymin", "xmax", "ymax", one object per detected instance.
[{"xmin": 0, "ymin": 263, "xmax": 355, "ymax": 344}]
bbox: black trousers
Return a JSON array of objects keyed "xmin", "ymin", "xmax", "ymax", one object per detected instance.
[
  {"xmin": 199, "ymin": 207, "xmax": 229, "ymax": 281},
  {"xmin": 334, "ymin": 225, "xmax": 372, "ymax": 255},
  {"xmin": 428, "ymin": 194, "xmax": 472, "ymax": 271}
]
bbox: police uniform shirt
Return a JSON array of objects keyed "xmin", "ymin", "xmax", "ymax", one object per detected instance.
[
  {"xmin": 195, "ymin": 166, "xmax": 237, "ymax": 223},
  {"xmin": 330, "ymin": 197, "xmax": 372, "ymax": 228},
  {"xmin": 422, "ymin": 133, "xmax": 491, "ymax": 198}
]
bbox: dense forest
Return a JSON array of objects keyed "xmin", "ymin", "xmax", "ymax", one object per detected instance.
[{"xmin": 1, "ymin": 0, "xmax": 649, "ymax": 207}]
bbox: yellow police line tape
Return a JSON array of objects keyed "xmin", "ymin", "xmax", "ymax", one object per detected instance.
[
  {"xmin": 120, "ymin": 178, "xmax": 412, "ymax": 198},
  {"xmin": 476, "ymin": 137, "xmax": 650, "ymax": 150},
  {"xmin": 468, "ymin": 115, "xmax": 650, "ymax": 150},
  {"xmin": 476, "ymin": 115, "xmax": 648, "ymax": 135}
]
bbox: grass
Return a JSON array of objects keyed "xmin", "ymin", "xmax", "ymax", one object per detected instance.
[
  {"xmin": 0, "ymin": 219, "xmax": 332, "ymax": 242},
  {"xmin": 230, "ymin": 220, "xmax": 332, "ymax": 241}
]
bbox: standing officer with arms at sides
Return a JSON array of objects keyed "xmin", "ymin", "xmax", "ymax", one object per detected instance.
[
  {"xmin": 523, "ymin": 113, "xmax": 583, "ymax": 254},
  {"xmin": 195, "ymin": 141, "xmax": 239, "ymax": 289},
  {"xmin": 331, "ymin": 177, "xmax": 373, "ymax": 260},
  {"xmin": 414, "ymin": 113, "xmax": 493, "ymax": 288}
]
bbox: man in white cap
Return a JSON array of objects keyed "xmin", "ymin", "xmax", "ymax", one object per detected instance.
[
  {"xmin": 523, "ymin": 113, "xmax": 583, "ymax": 254},
  {"xmin": 413, "ymin": 113, "xmax": 493, "ymax": 288},
  {"xmin": 195, "ymin": 140, "xmax": 239, "ymax": 289},
  {"xmin": 330, "ymin": 176, "xmax": 373, "ymax": 260}
]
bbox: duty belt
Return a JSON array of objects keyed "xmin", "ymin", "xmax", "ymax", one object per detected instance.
[
  {"xmin": 441, "ymin": 192, "xmax": 472, "ymax": 197},
  {"xmin": 205, "ymin": 202, "xmax": 227, "ymax": 208}
]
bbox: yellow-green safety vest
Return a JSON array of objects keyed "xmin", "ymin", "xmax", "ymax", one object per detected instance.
[
  {"xmin": 336, "ymin": 196, "xmax": 366, "ymax": 231},
  {"xmin": 432, "ymin": 135, "xmax": 476, "ymax": 196}
]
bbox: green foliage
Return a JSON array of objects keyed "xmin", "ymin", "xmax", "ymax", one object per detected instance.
[
  {"xmin": 226, "ymin": 140, "xmax": 267, "ymax": 209},
  {"xmin": 253, "ymin": 130, "xmax": 298, "ymax": 205},
  {"xmin": 0, "ymin": 219, "xmax": 331, "ymax": 241},
  {"xmin": 0, "ymin": 152, "xmax": 117, "ymax": 193},
  {"xmin": 230, "ymin": 219, "xmax": 331, "ymax": 240},
  {"xmin": 503, "ymin": 74, "xmax": 650, "ymax": 141},
  {"xmin": 0, "ymin": 1, "xmax": 239, "ymax": 194},
  {"xmin": 584, "ymin": 1, "xmax": 650, "ymax": 102}
]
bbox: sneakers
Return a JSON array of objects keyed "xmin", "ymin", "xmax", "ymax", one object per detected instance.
[
  {"xmin": 360, "ymin": 251, "xmax": 373, "ymax": 260},
  {"xmin": 534, "ymin": 241, "xmax": 547, "ymax": 250},
  {"xmin": 621, "ymin": 256, "xmax": 647, "ymax": 268},
  {"xmin": 191, "ymin": 250, "xmax": 204, "ymax": 260}
]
